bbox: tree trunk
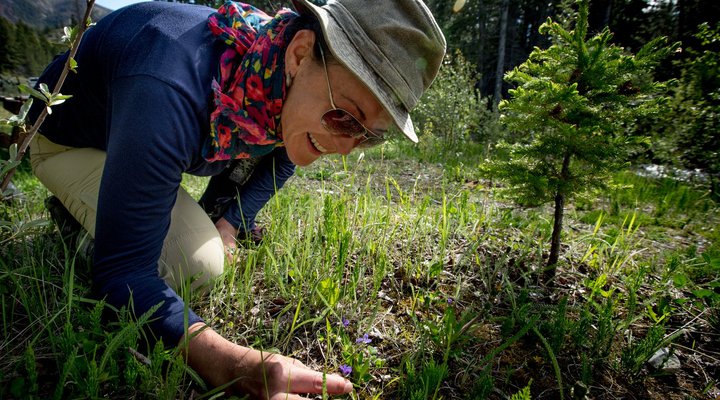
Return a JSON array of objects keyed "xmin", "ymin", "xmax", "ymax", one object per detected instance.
[
  {"xmin": 546, "ymin": 152, "xmax": 571, "ymax": 284},
  {"xmin": 493, "ymin": 0, "xmax": 510, "ymax": 112},
  {"xmin": 602, "ymin": 0, "xmax": 612, "ymax": 28},
  {"xmin": 477, "ymin": 0, "xmax": 485, "ymax": 88},
  {"xmin": 547, "ymin": 191, "xmax": 564, "ymax": 268}
]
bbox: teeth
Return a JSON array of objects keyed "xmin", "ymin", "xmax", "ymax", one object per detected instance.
[{"xmin": 309, "ymin": 133, "xmax": 328, "ymax": 153}]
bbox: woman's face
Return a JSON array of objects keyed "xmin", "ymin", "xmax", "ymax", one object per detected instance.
[{"xmin": 281, "ymin": 31, "xmax": 391, "ymax": 167}]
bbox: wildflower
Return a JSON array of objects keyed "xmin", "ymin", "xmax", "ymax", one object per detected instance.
[
  {"xmin": 356, "ymin": 333, "xmax": 371, "ymax": 344},
  {"xmin": 339, "ymin": 364, "xmax": 352, "ymax": 376},
  {"xmin": 447, "ymin": 298, "xmax": 454, "ymax": 304},
  {"xmin": 342, "ymin": 317, "xmax": 350, "ymax": 328}
]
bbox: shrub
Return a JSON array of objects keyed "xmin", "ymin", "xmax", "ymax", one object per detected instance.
[{"xmin": 411, "ymin": 51, "xmax": 499, "ymax": 153}]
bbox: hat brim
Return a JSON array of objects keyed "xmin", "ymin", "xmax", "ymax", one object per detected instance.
[{"xmin": 291, "ymin": 0, "xmax": 419, "ymax": 143}]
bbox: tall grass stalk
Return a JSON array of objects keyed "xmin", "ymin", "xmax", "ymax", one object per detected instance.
[{"xmin": 580, "ymin": 211, "xmax": 645, "ymax": 275}]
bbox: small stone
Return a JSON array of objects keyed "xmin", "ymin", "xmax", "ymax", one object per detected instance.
[
  {"xmin": 647, "ymin": 348, "xmax": 681, "ymax": 372},
  {"xmin": 571, "ymin": 381, "xmax": 588, "ymax": 400}
]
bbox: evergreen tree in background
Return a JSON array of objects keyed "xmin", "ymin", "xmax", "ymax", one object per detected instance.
[
  {"xmin": 0, "ymin": 17, "xmax": 62, "ymax": 78},
  {"xmin": 486, "ymin": 0, "xmax": 678, "ymax": 284},
  {"xmin": 651, "ymin": 23, "xmax": 720, "ymax": 197}
]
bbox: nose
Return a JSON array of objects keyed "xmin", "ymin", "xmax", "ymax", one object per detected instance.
[{"xmin": 332, "ymin": 134, "xmax": 357, "ymax": 155}]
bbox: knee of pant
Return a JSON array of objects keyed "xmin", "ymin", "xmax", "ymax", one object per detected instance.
[
  {"xmin": 190, "ymin": 241, "xmax": 225, "ymax": 291},
  {"xmin": 160, "ymin": 233, "xmax": 225, "ymax": 294}
]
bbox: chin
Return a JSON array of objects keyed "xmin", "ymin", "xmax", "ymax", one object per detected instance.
[
  {"xmin": 286, "ymin": 149, "xmax": 314, "ymax": 167},
  {"xmin": 296, "ymin": 158, "xmax": 316, "ymax": 167}
]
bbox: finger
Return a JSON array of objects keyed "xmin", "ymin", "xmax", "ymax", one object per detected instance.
[
  {"xmin": 280, "ymin": 354, "xmax": 311, "ymax": 370},
  {"xmin": 286, "ymin": 368, "xmax": 353, "ymax": 395}
]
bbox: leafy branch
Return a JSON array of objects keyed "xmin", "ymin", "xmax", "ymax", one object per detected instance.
[{"xmin": 0, "ymin": 0, "xmax": 96, "ymax": 199}]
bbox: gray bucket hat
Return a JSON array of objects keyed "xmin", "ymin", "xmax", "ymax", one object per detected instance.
[{"xmin": 291, "ymin": 0, "xmax": 446, "ymax": 143}]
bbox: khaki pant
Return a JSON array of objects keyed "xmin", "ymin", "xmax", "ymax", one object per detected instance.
[{"xmin": 30, "ymin": 134, "xmax": 225, "ymax": 292}]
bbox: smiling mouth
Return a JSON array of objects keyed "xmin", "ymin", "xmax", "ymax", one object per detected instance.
[{"xmin": 309, "ymin": 133, "xmax": 328, "ymax": 153}]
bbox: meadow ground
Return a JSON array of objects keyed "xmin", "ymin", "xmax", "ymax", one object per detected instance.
[{"xmin": 1, "ymin": 141, "xmax": 718, "ymax": 399}]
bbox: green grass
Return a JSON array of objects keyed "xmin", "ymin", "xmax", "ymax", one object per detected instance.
[{"xmin": 1, "ymin": 144, "xmax": 719, "ymax": 399}]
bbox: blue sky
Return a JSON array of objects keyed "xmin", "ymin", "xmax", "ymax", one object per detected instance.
[{"xmin": 95, "ymin": 0, "xmax": 149, "ymax": 11}]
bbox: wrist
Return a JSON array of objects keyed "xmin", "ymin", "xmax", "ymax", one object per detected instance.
[
  {"xmin": 215, "ymin": 217, "xmax": 239, "ymax": 236},
  {"xmin": 181, "ymin": 323, "xmax": 239, "ymax": 388},
  {"xmin": 180, "ymin": 323, "xmax": 261, "ymax": 395}
]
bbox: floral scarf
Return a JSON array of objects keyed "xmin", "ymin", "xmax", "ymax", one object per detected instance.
[{"xmin": 204, "ymin": 1, "xmax": 297, "ymax": 161}]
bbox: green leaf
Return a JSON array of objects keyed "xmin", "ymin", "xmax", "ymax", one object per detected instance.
[
  {"xmin": 509, "ymin": 379, "xmax": 532, "ymax": 400},
  {"xmin": 646, "ymin": 304, "xmax": 663, "ymax": 323},
  {"xmin": 62, "ymin": 26, "xmax": 77, "ymax": 44},
  {"xmin": 69, "ymin": 57, "xmax": 78, "ymax": 73},
  {"xmin": 39, "ymin": 83, "xmax": 51, "ymax": 98},
  {"xmin": 18, "ymin": 84, "xmax": 46, "ymax": 101},
  {"xmin": 672, "ymin": 273, "xmax": 689, "ymax": 288},
  {"xmin": 318, "ymin": 278, "xmax": 340, "ymax": 307},
  {"xmin": 1, "ymin": 159, "xmax": 21, "ymax": 177},
  {"xmin": 17, "ymin": 98, "xmax": 33, "ymax": 121},
  {"xmin": 48, "ymin": 99, "xmax": 68, "ymax": 107},
  {"xmin": 8, "ymin": 143, "xmax": 17, "ymax": 159},
  {"xmin": 428, "ymin": 260, "xmax": 443, "ymax": 278},
  {"xmin": 692, "ymin": 289, "xmax": 714, "ymax": 299},
  {"xmin": 702, "ymin": 253, "xmax": 720, "ymax": 269},
  {"xmin": 5, "ymin": 113, "xmax": 25, "ymax": 127}
]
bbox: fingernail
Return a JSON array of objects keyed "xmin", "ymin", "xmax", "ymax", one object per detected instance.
[{"xmin": 344, "ymin": 381, "xmax": 353, "ymax": 392}]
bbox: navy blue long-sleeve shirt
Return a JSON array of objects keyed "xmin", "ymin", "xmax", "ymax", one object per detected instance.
[{"xmin": 29, "ymin": 2, "xmax": 294, "ymax": 344}]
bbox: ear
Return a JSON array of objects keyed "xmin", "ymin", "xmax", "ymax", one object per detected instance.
[{"xmin": 285, "ymin": 29, "xmax": 316, "ymax": 77}]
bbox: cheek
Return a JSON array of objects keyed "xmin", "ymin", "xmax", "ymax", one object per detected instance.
[
  {"xmin": 284, "ymin": 131, "xmax": 314, "ymax": 166},
  {"xmin": 281, "ymin": 106, "xmax": 320, "ymax": 167},
  {"xmin": 284, "ymin": 133, "xmax": 304, "ymax": 163}
]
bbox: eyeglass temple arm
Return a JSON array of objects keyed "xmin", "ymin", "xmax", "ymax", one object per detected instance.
[{"xmin": 318, "ymin": 46, "xmax": 337, "ymax": 110}]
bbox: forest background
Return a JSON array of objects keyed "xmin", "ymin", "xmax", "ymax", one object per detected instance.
[{"xmin": 2, "ymin": 0, "xmax": 718, "ymax": 190}]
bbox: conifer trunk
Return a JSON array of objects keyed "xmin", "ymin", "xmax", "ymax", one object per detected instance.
[
  {"xmin": 546, "ymin": 152, "xmax": 571, "ymax": 284},
  {"xmin": 493, "ymin": 0, "xmax": 510, "ymax": 112},
  {"xmin": 548, "ymin": 191, "xmax": 564, "ymax": 268},
  {"xmin": 477, "ymin": 0, "xmax": 485, "ymax": 85},
  {"xmin": 602, "ymin": 0, "xmax": 613, "ymax": 28}
]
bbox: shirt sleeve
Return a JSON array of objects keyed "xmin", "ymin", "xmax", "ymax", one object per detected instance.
[
  {"xmin": 222, "ymin": 146, "xmax": 296, "ymax": 230},
  {"xmin": 91, "ymin": 75, "xmax": 205, "ymax": 345}
]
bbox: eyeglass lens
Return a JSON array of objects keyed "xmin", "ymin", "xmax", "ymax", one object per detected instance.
[
  {"xmin": 321, "ymin": 109, "xmax": 366, "ymax": 137},
  {"xmin": 321, "ymin": 110, "xmax": 385, "ymax": 147}
]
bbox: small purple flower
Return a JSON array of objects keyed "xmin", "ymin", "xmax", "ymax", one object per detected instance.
[
  {"xmin": 342, "ymin": 318, "xmax": 350, "ymax": 328},
  {"xmin": 447, "ymin": 298, "xmax": 454, "ymax": 304},
  {"xmin": 339, "ymin": 364, "xmax": 352, "ymax": 376},
  {"xmin": 356, "ymin": 333, "xmax": 371, "ymax": 344}
]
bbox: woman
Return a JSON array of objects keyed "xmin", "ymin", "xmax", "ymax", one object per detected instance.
[{"xmin": 28, "ymin": 0, "xmax": 445, "ymax": 397}]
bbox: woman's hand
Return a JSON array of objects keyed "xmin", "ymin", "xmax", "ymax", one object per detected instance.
[
  {"xmin": 214, "ymin": 217, "xmax": 238, "ymax": 260},
  {"xmin": 181, "ymin": 323, "xmax": 353, "ymax": 399},
  {"xmin": 238, "ymin": 351, "xmax": 353, "ymax": 400}
]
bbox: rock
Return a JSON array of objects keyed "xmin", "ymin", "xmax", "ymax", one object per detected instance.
[
  {"xmin": 647, "ymin": 348, "xmax": 681, "ymax": 372},
  {"xmin": 571, "ymin": 381, "xmax": 589, "ymax": 400}
]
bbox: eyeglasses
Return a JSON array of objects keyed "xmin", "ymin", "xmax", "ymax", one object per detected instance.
[{"xmin": 318, "ymin": 46, "xmax": 386, "ymax": 148}]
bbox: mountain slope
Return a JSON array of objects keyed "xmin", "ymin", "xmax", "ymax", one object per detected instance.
[{"xmin": 0, "ymin": 0, "xmax": 112, "ymax": 28}]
